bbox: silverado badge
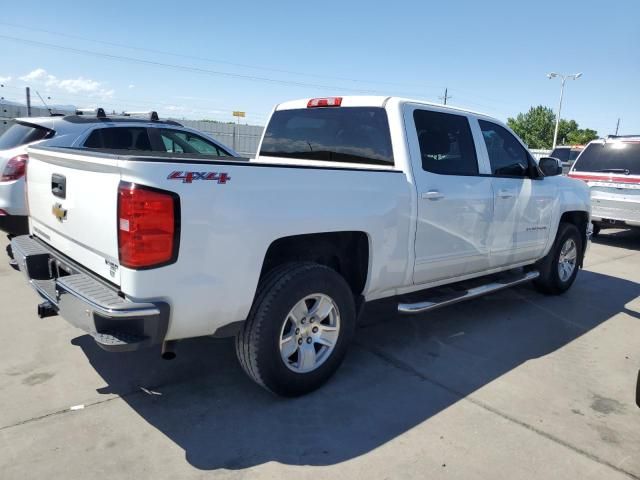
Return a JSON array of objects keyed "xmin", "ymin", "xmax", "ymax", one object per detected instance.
[{"xmin": 52, "ymin": 203, "xmax": 67, "ymax": 222}]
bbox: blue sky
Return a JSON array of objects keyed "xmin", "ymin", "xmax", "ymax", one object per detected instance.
[{"xmin": 1, "ymin": 0, "xmax": 638, "ymax": 136}]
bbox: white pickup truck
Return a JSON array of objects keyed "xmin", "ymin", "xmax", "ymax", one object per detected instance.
[{"xmin": 12, "ymin": 96, "xmax": 591, "ymax": 396}]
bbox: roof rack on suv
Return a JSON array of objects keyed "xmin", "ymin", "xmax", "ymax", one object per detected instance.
[
  {"xmin": 76, "ymin": 107, "xmax": 107, "ymax": 118},
  {"xmin": 123, "ymin": 111, "xmax": 160, "ymax": 121},
  {"xmin": 68, "ymin": 107, "xmax": 182, "ymax": 126}
]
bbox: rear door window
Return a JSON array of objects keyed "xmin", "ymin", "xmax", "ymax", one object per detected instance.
[
  {"xmin": 0, "ymin": 122, "xmax": 52, "ymax": 150},
  {"xmin": 572, "ymin": 142, "xmax": 640, "ymax": 175},
  {"xmin": 157, "ymin": 129, "xmax": 229, "ymax": 156},
  {"xmin": 260, "ymin": 107, "xmax": 394, "ymax": 166},
  {"xmin": 413, "ymin": 109, "xmax": 478, "ymax": 175},
  {"xmin": 84, "ymin": 127, "xmax": 152, "ymax": 151}
]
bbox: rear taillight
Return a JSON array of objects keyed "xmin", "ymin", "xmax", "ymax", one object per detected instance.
[
  {"xmin": 307, "ymin": 97, "xmax": 343, "ymax": 108},
  {"xmin": 1, "ymin": 154, "xmax": 28, "ymax": 182},
  {"xmin": 118, "ymin": 182, "xmax": 179, "ymax": 269}
]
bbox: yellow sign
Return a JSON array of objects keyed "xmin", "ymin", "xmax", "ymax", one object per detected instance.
[{"xmin": 232, "ymin": 111, "xmax": 246, "ymax": 118}]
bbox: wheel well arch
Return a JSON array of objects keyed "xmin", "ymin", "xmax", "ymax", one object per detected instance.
[
  {"xmin": 559, "ymin": 210, "xmax": 589, "ymax": 267},
  {"xmin": 259, "ymin": 231, "xmax": 370, "ymax": 296}
]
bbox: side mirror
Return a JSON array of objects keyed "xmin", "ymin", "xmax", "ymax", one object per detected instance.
[{"xmin": 539, "ymin": 157, "xmax": 563, "ymax": 176}]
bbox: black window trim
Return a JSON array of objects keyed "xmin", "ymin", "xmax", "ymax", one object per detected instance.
[
  {"xmin": 80, "ymin": 125, "xmax": 232, "ymax": 157},
  {"xmin": 412, "ymin": 108, "xmax": 480, "ymax": 177}
]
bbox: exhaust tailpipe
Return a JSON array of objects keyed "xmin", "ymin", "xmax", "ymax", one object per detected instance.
[
  {"xmin": 161, "ymin": 340, "xmax": 177, "ymax": 360},
  {"xmin": 37, "ymin": 301, "xmax": 58, "ymax": 318}
]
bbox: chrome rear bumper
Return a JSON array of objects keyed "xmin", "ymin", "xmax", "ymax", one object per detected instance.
[{"xmin": 11, "ymin": 235, "xmax": 169, "ymax": 352}]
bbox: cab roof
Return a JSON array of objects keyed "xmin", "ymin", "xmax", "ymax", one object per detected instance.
[{"xmin": 275, "ymin": 95, "xmax": 489, "ymax": 118}]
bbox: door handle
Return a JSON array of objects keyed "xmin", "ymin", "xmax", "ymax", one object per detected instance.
[
  {"xmin": 421, "ymin": 190, "xmax": 444, "ymax": 201},
  {"xmin": 497, "ymin": 189, "xmax": 514, "ymax": 199}
]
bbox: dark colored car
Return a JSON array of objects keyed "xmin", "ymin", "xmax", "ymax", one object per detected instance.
[
  {"xmin": 550, "ymin": 146, "xmax": 584, "ymax": 174},
  {"xmin": 0, "ymin": 110, "xmax": 238, "ymax": 235}
]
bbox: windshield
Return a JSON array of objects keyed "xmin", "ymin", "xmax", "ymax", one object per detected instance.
[
  {"xmin": 0, "ymin": 121, "xmax": 52, "ymax": 150},
  {"xmin": 260, "ymin": 107, "xmax": 394, "ymax": 166},
  {"xmin": 572, "ymin": 142, "xmax": 640, "ymax": 175}
]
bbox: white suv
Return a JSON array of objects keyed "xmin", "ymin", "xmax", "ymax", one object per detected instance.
[
  {"xmin": 0, "ymin": 112, "xmax": 238, "ymax": 235},
  {"xmin": 0, "ymin": 119, "xmax": 54, "ymax": 234},
  {"xmin": 568, "ymin": 136, "xmax": 640, "ymax": 235}
]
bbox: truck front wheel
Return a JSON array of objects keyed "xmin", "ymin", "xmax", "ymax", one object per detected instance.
[
  {"xmin": 235, "ymin": 262, "xmax": 356, "ymax": 396},
  {"xmin": 533, "ymin": 222, "xmax": 583, "ymax": 295}
]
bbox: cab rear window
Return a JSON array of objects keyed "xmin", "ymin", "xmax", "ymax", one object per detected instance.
[
  {"xmin": 572, "ymin": 142, "xmax": 640, "ymax": 175},
  {"xmin": 0, "ymin": 122, "xmax": 52, "ymax": 150},
  {"xmin": 260, "ymin": 107, "xmax": 394, "ymax": 166}
]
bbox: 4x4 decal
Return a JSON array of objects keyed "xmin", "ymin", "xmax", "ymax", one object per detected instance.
[{"xmin": 167, "ymin": 171, "xmax": 231, "ymax": 184}]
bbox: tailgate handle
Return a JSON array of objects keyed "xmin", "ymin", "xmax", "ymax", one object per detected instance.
[{"xmin": 51, "ymin": 174, "xmax": 66, "ymax": 199}]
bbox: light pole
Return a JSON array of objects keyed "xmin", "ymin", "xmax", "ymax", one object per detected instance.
[{"xmin": 547, "ymin": 72, "xmax": 582, "ymax": 149}]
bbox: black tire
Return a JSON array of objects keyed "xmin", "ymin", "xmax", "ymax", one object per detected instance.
[
  {"xmin": 235, "ymin": 262, "xmax": 356, "ymax": 397},
  {"xmin": 592, "ymin": 222, "xmax": 601, "ymax": 237},
  {"xmin": 533, "ymin": 222, "xmax": 583, "ymax": 295}
]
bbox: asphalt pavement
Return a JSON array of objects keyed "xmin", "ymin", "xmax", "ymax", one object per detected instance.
[{"xmin": 0, "ymin": 231, "xmax": 639, "ymax": 479}]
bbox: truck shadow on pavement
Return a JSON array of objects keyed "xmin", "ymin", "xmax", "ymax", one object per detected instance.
[
  {"xmin": 72, "ymin": 268, "xmax": 639, "ymax": 470},
  {"xmin": 592, "ymin": 228, "xmax": 640, "ymax": 250}
]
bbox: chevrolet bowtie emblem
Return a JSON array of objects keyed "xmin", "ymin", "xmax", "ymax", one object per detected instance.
[{"xmin": 52, "ymin": 203, "xmax": 67, "ymax": 222}]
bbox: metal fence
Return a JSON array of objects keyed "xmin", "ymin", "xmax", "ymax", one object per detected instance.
[{"xmin": 0, "ymin": 105, "xmax": 264, "ymax": 157}]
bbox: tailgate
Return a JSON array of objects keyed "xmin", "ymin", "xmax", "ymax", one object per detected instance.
[
  {"xmin": 27, "ymin": 147, "xmax": 122, "ymax": 284},
  {"xmin": 590, "ymin": 181, "xmax": 640, "ymax": 222}
]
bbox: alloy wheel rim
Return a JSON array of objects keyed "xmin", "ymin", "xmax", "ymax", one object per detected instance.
[
  {"xmin": 279, "ymin": 293, "xmax": 341, "ymax": 373},
  {"xmin": 558, "ymin": 238, "xmax": 577, "ymax": 282}
]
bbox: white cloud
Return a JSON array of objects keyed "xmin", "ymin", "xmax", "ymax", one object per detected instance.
[
  {"xmin": 45, "ymin": 75, "xmax": 59, "ymax": 88},
  {"xmin": 128, "ymin": 84, "xmax": 135, "ymax": 89},
  {"xmin": 0, "ymin": 75, "xmax": 11, "ymax": 83},
  {"xmin": 20, "ymin": 68, "xmax": 48, "ymax": 82},
  {"xmin": 18, "ymin": 68, "xmax": 114, "ymax": 99},
  {"xmin": 58, "ymin": 77, "xmax": 101, "ymax": 94}
]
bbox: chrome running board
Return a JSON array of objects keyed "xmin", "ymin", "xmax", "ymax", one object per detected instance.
[{"xmin": 398, "ymin": 271, "xmax": 540, "ymax": 315}]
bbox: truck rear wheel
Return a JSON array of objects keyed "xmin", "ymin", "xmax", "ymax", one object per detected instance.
[
  {"xmin": 235, "ymin": 262, "xmax": 356, "ymax": 396},
  {"xmin": 533, "ymin": 222, "xmax": 582, "ymax": 295}
]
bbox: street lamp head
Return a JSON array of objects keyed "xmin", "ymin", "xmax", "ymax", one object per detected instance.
[
  {"xmin": 547, "ymin": 72, "xmax": 558, "ymax": 79},
  {"xmin": 573, "ymin": 72, "xmax": 583, "ymax": 79}
]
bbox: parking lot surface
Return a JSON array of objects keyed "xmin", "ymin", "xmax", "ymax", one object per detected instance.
[{"xmin": 0, "ymin": 231, "xmax": 639, "ymax": 479}]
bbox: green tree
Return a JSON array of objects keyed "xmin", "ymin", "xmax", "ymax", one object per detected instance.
[
  {"xmin": 507, "ymin": 105, "xmax": 598, "ymax": 149},
  {"xmin": 507, "ymin": 106, "xmax": 555, "ymax": 149},
  {"xmin": 557, "ymin": 119, "xmax": 578, "ymax": 145},
  {"xmin": 565, "ymin": 128, "xmax": 598, "ymax": 145}
]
